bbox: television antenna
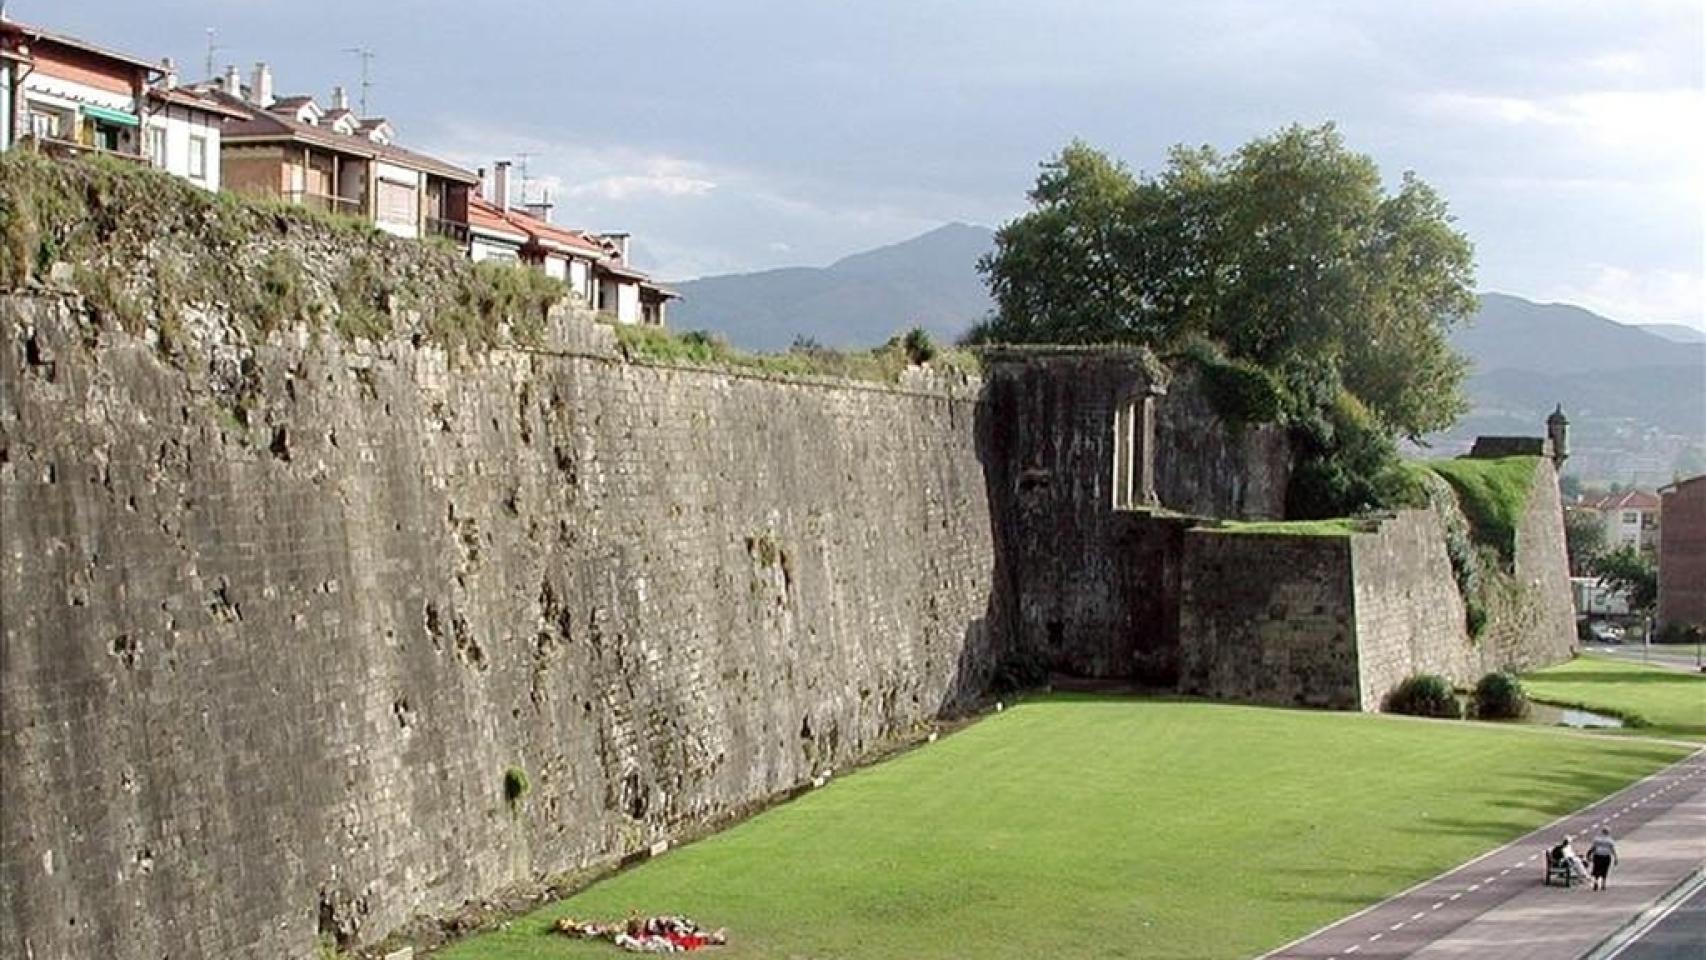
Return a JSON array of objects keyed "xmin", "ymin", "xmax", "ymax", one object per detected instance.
[
  {"xmin": 343, "ymin": 46, "xmax": 376, "ymax": 115},
  {"xmin": 515, "ymin": 152, "xmax": 535, "ymax": 205},
  {"xmin": 204, "ymin": 28, "xmax": 222, "ymax": 81}
]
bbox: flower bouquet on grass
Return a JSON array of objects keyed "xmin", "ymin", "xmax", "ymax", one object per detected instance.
[{"xmin": 554, "ymin": 913, "xmax": 728, "ymax": 953}]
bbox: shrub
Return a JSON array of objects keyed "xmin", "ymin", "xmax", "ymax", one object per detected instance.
[
  {"xmin": 1472, "ymin": 671, "xmax": 1528, "ymax": 719},
  {"xmin": 901, "ymin": 326, "xmax": 937, "ymax": 365},
  {"xmin": 1384, "ymin": 674, "xmax": 1461, "ymax": 718}
]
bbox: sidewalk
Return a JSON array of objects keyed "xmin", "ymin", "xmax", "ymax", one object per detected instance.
[{"xmin": 1263, "ymin": 747, "xmax": 1706, "ymax": 959}]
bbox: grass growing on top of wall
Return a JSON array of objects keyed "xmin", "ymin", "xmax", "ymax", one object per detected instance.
[
  {"xmin": 1204, "ymin": 517, "xmax": 1370, "ymax": 537},
  {"xmin": 612, "ymin": 324, "xmax": 982, "ymax": 385},
  {"xmin": 0, "ymin": 150, "xmax": 563, "ymax": 354},
  {"xmin": 1523, "ymin": 655, "xmax": 1706, "ymax": 742},
  {"xmin": 437, "ymin": 696, "xmax": 1685, "ymax": 960},
  {"xmin": 1423, "ymin": 456, "xmax": 1539, "ymax": 564}
]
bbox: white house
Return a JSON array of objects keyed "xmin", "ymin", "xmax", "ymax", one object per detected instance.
[
  {"xmin": 1585, "ymin": 490, "xmax": 1661, "ymax": 553},
  {"xmin": 144, "ymin": 76, "xmax": 247, "ymax": 191}
]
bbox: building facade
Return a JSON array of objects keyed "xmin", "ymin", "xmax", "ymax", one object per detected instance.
[
  {"xmin": 1656, "ymin": 475, "xmax": 1705, "ymax": 633},
  {"xmin": 1585, "ymin": 489, "xmax": 1661, "ymax": 553}
]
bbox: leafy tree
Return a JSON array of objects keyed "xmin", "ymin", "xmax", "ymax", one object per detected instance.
[
  {"xmin": 975, "ymin": 124, "xmax": 1475, "ymax": 442},
  {"xmin": 1563, "ymin": 509, "xmax": 1607, "ymax": 576},
  {"xmin": 1592, "ymin": 545, "xmax": 1657, "ymax": 614}
]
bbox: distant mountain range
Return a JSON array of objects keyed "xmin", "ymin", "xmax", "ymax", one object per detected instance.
[
  {"xmin": 668, "ymin": 228, "xmax": 1704, "ymax": 486},
  {"xmin": 666, "ymin": 222, "xmax": 994, "ymax": 351}
]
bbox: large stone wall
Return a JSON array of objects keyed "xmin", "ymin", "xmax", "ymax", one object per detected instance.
[
  {"xmin": 1350, "ymin": 510, "xmax": 1476, "ymax": 710},
  {"xmin": 1481, "ymin": 457, "xmax": 1577, "ymax": 670},
  {"xmin": 1, "ymin": 293, "xmax": 1000, "ymax": 960},
  {"xmin": 1179, "ymin": 464, "xmax": 1577, "ymax": 712},
  {"xmin": 1153, "ymin": 366, "xmax": 1290, "ymax": 521},
  {"xmin": 1177, "ymin": 530, "xmax": 1360, "ymax": 708}
]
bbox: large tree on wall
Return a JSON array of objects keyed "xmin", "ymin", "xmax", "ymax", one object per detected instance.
[{"xmin": 974, "ymin": 124, "xmax": 1476, "ymax": 443}]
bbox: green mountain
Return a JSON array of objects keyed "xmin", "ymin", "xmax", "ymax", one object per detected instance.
[{"xmin": 666, "ymin": 223, "xmax": 995, "ymax": 350}]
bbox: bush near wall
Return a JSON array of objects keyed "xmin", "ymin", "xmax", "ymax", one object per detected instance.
[
  {"xmin": 1385, "ymin": 674, "xmax": 1462, "ymax": 718},
  {"xmin": 1472, "ymin": 672, "xmax": 1529, "ymax": 720}
]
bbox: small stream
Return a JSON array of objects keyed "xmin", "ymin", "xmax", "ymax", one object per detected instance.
[{"xmin": 1527, "ymin": 702, "xmax": 1624, "ymax": 729}]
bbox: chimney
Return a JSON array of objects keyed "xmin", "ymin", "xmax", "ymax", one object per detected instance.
[
  {"xmin": 222, "ymin": 63, "xmax": 242, "ymax": 98},
  {"xmin": 331, "ymin": 85, "xmax": 349, "ymax": 111},
  {"xmin": 159, "ymin": 57, "xmax": 178, "ymax": 89},
  {"xmin": 493, "ymin": 161, "xmax": 512, "ymax": 212},
  {"xmin": 601, "ymin": 232, "xmax": 631, "ymax": 262},
  {"xmin": 250, "ymin": 61, "xmax": 273, "ymax": 107}
]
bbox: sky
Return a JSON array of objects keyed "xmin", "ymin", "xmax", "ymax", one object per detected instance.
[{"xmin": 32, "ymin": 0, "xmax": 1706, "ymax": 329}]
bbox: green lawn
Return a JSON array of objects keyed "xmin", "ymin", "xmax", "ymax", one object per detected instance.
[
  {"xmin": 1522, "ymin": 655, "xmax": 1706, "ymax": 742},
  {"xmin": 437, "ymin": 696, "xmax": 1687, "ymax": 960}
]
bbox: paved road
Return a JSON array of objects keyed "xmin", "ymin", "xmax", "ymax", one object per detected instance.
[
  {"xmin": 1607, "ymin": 882, "xmax": 1706, "ymax": 960},
  {"xmin": 1262, "ymin": 748, "xmax": 1706, "ymax": 960},
  {"xmin": 1582, "ymin": 645, "xmax": 1706, "ymax": 675}
]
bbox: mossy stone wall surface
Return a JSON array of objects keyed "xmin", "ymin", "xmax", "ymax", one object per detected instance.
[{"xmin": 1, "ymin": 290, "xmax": 997, "ymax": 960}]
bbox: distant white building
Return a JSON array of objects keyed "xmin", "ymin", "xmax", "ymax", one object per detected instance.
[{"xmin": 1584, "ymin": 490, "xmax": 1661, "ymax": 552}]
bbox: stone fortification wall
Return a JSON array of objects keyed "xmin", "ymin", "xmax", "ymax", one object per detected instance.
[
  {"xmin": 1177, "ymin": 530, "xmax": 1360, "ymax": 708},
  {"xmin": 975, "ymin": 349, "xmax": 1178, "ymax": 683},
  {"xmin": 1152, "ymin": 366, "xmax": 1290, "ymax": 521},
  {"xmin": 1481, "ymin": 458, "xmax": 1576, "ymax": 670},
  {"xmin": 1179, "ymin": 465, "xmax": 1576, "ymax": 711},
  {"xmin": 1349, "ymin": 510, "xmax": 1475, "ymax": 710},
  {"xmin": 1, "ymin": 292, "xmax": 998, "ymax": 960}
]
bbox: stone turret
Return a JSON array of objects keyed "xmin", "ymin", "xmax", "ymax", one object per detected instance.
[{"xmin": 1547, "ymin": 404, "xmax": 1569, "ymax": 470}]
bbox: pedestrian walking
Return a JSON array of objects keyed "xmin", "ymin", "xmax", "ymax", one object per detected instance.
[{"xmin": 1589, "ymin": 827, "xmax": 1618, "ymax": 890}]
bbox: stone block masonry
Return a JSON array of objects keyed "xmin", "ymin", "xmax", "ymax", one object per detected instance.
[{"xmin": 0, "ymin": 293, "xmax": 1000, "ymax": 959}]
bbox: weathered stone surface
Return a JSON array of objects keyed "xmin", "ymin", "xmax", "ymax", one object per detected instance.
[{"xmin": 1, "ymin": 293, "xmax": 999, "ymax": 959}]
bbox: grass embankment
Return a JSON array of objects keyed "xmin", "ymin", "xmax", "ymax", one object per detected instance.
[
  {"xmin": 1207, "ymin": 517, "xmax": 1368, "ymax": 536},
  {"xmin": 613, "ymin": 324, "xmax": 980, "ymax": 384},
  {"xmin": 438, "ymin": 696, "xmax": 1686, "ymax": 960},
  {"xmin": 1425, "ymin": 456, "xmax": 1539, "ymax": 563},
  {"xmin": 1523, "ymin": 656, "xmax": 1706, "ymax": 742}
]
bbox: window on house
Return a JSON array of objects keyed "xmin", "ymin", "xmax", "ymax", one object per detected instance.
[
  {"xmin": 375, "ymin": 178, "xmax": 418, "ymax": 226},
  {"xmin": 1622, "ymin": 511, "xmax": 1638, "ymax": 524},
  {"xmin": 146, "ymin": 126, "xmax": 167, "ymax": 168},
  {"xmin": 187, "ymin": 135, "xmax": 207, "ymax": 179},
  {"xmin": 28, "ymin": 109, "xmax": 60, "ymax": 140}
]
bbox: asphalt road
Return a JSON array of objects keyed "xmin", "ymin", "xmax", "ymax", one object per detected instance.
[
  {"xmin": 1610, "ymin": 883, "xmax": 1706, "ymax": 960},
  {"xmin": 1581, "ymin": 645, "xmax": 1706, "ymax": 675}
]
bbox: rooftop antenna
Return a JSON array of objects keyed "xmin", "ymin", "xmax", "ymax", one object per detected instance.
[
  {"xmin": 204, "ymin": 28, "xmax": 222, "ymax": 81},
  {"xmin": 515, "ymin": 152, "xmax": 535, "ymax": 205},
  {"xmin": 343, "ymin": 46, "xmax": 375, "ymax": 115}
]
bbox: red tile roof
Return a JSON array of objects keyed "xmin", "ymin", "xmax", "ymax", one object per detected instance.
[
  {"xmin": 1588, "ymin": 490, "xmax": 1661, "ymax": 512},
  {"xmin": 469, "ymin": 198, "xmax": 607, "ymax": 256},
  {"xmin": 0, "ymin": 17, "xmax": 163, "ymax": 72},
  {"xmin": 148, "ymin": 86, "xmax": 251, "ymax": 120}
]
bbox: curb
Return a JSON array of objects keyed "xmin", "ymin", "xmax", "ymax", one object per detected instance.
[{"xmin": 1580, "ymin": 866, "xmax": 1706, "ymax": 960}]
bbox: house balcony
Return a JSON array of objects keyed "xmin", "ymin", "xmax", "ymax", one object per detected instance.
[
  {"xmin": 426, "ymin": 216, "xmax": 470, "ymax": 245},
  {"xmin": 281, "ymin": 189, "xmax": 365, "ymax": 218},
  {"xmin": 18, "ymin": 135, "xmax": 147, "ymax": 165}
]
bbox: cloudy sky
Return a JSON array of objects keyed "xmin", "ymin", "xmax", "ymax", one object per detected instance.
[{"xmin": 37, "ymin": 0, "xmax": 1706, "ymax": 328}]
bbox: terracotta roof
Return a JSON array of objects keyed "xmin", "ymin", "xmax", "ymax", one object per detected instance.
[
  {"xmin": 469, "ymin": 201, "xmax": 527, "ymax": 243},
  {"xmin": 469, "ymin": 198, "xmax": 607, "ymax": 256},
  {"xmin": 212, "ymin": 90, "xmax": 477, "ymax": 184},
  {"xmin": 270, "ymin": 95, "xmax": 317, "ymax": 109},
  {"xmin": 596, "ymin": 259, "xmax": 651, "ymax": 281},
  {"xmin": 1589, "ymin": 490, "xmax": 1661, "ymax": 512},
  {"xmin": 147, "ymin": 86, "xmax": 251, "ymax": 120},
  {"xmin": 0, "ymin": 17, "xmax": 162, "ymax": 73}
]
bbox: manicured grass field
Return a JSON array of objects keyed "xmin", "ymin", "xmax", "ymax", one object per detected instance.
[
  {"xmin": 1523, "ymin": 655, "xmax": 1706, "ymax": 742},
  {"xmin": 438, "ymin": 696, "xmax": 1687, "ymax": 960}
]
